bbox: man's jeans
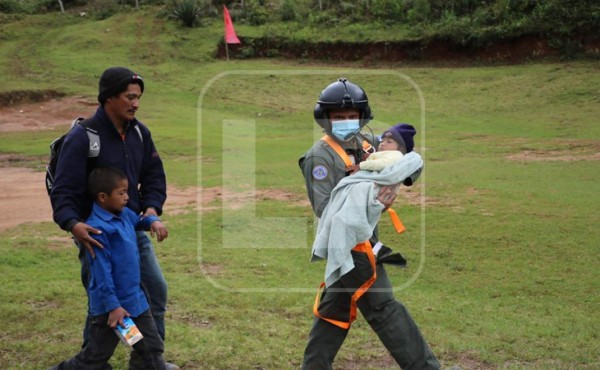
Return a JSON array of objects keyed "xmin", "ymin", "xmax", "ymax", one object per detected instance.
[{"xmin": 78, "ymin": 231, "xmax": 168, "ymax": 345}]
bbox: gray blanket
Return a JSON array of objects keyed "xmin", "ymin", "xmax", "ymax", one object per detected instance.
[{"xmin": 311, "ymin": 151, "xmax": 423, "ymax": 287}]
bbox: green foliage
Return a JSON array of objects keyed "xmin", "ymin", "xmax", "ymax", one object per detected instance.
[
  {"xmin": 369, "ymin": 0, "xmax": 407, "ymax": 22},
  {"xmin": 166, "ymin": 0, "xmax": 206, "ymax": 27},
  {"xmin": 230, "ymin": 0, "xmax": 269, "ymax": 26},
  {"xmin": 407, "ymin": 0, "xmax": 431, "ymax": 24},
  {"xmin": 280, "ymin": 0, "xmax": 298, "ymax": 22},
  {"xmin": 1, "ymin": 0, "xmax": 598, "ymax": 56},
  {"xmin": 90, "ymin": 0, "xmax": 119, "ymax": 19},
  {"xmin": 0, "ymin": 0, "xmax": 56, "ymax": 14},
  {"xmin": 306, "ymin": 8, "xmax": 342, "ymax": 27},
  {"xmin": 532, "ymin": 0, "xmax": 600, "ymax": 58},
  {"xmin": 0, "ymin": 0, "xmax": 28, "ymax": 13}
]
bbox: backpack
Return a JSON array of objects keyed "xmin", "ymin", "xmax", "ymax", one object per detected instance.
[
  {"xmin": 45, "ymin": 116, "xmax": 145, "ymax": 196},
  {"xmin": 45, "ymin": 117, "xmax": 100, "ymax": 196}
]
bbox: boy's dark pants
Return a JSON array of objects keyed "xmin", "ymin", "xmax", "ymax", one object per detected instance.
[
  {"xmin": 53, "ymin": 310, "xmax": 166, "ymax": 370},
  {"xmin": 302, "ymin": 251, "xmax": 440, "ymax": 370}
]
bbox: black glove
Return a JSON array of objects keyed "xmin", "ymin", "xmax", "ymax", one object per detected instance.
[{"xmin": 376, "ymin": 244, "xmax": 407, "ymax": 267}]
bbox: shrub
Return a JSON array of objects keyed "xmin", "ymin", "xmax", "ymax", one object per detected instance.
[
  {"xmin": 370, "ymin": 0, "xmax": 407, "ymax": 22},
  {"xmin": 0, "ymin": 0, "xmax": 27, "ymax": 13},
  {"xmin": 231, "ymin": 0, "xmax": 269, "ymax": 26},
  {"xmin": 91, "ymin": 0, "xmax": 120, "ymax": 19},
  {"xmin": 280, "ymin": 0, "xmax": 297, "ymax": 22},
  {"xmin": 167, "ymin": 0, "xmax": 207, "ymax": 27},
  {"xmin": 407, "ymin": 0, "xmax": 431, "ymax": 25}
]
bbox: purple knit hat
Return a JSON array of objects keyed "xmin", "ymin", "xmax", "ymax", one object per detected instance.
[{"xmin": 381, "ymin": 123, "xmax": 417, "ymax": 153}]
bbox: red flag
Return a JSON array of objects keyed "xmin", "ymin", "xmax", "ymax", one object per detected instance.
[{"xmin": 223, "ymin": 5, "xmax": 240, "ymax": 44}]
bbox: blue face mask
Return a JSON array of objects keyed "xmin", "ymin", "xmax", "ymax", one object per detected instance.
[{"xmin": 331, "ymin": 119, "xmax": 360, "ymax": 141}]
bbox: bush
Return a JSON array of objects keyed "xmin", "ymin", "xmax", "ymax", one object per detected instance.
[
  {"xmin": 231, "ymin": 0, "xmax": 269, "ymax": 26},
  {"xmin": 168, "ymin": 0, "xmax": 200, "ymax": 27},
  {"xmin": 280, "ymin": 0, "xmax": 297, "ymax": 22},
  {"xmin": 531, "ymin": 0, "xmax": 600, "ymax": 58},
  {"xmin": 91, "ymin": 0, "xmax": 120, "ymax": 19},
  {"xmin": 407, "ymin": 0, "xmax": 431, "ymax": 25},
  {"xmin": 307, "ymin": 9, "xmax": 342, "ymax": 28},
  {"xmin": 0, "ymin": 0, "xmax": 27, "ymax": 13},
  {"xmin": 165, "ymin": 0, "xmax": 219, "ymax": 28},
  {"xmin": 370, "ymin": 0, "xmax": 407, "ymax": 22}
]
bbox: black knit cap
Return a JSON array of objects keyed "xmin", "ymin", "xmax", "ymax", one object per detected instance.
[
  {"xmin": 382, "ymin": 123, "xmax": 417, "ymax": 153},
  {"xmin": 97, "ymin": 67, "xmax": 144, "ymax": 105}
]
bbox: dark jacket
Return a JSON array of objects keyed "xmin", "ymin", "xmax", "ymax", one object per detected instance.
[{"xmin": 51, "ymin": 106, "xmax": 167, "ymax": 231}]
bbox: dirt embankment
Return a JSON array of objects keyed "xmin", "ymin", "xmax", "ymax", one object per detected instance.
[{"xmin": 217, "ymin": 35, "xmax": 600, "ymax": 64}]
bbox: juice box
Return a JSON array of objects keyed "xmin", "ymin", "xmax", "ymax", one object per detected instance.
[{"xmin": 114, "ymin": 316, "xmax": 143, "ymax": 346}]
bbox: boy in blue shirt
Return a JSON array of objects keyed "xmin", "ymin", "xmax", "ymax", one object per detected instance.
[{"xmin": 50, "ymin": 167, "xmax": 169, "ymax": 370}]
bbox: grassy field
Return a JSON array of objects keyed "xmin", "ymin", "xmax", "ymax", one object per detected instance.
[{"xmin": 1, "ymin": 11, "xmax": 599, "ymax": 370}]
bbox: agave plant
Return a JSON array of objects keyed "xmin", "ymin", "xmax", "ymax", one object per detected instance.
[{"xmin": 169, "ymin": 0, "xmax": 203, "ymax": 28}]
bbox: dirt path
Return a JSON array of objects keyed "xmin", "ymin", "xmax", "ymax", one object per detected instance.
[
  {"xmin": 0, "ymin": 165, "xmax": 309, "ymax": 232},
  {"xmin": 0, "ymin": 94, "xmax": 311, "ymax": 231},
  {"xmin": 0, "ymin": 95, "xmax": 98, "ymax": 133},
  {"xmin": 0, "ymin": 167, "xmax": 53, "ymax": 230},
  {"xmin": 0, "ymin": 95, "xmax": 193, "ymax": 231},
  {"xmin": 0, "ymin": 167, "xmax": 204, "ymax": 231}
]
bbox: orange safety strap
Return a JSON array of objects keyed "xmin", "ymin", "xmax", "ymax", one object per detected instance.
[
  {"xmin": 312, "ymin": 241, "xmax": 377, "ymax": 330},
  {"xmin": 321, "ymin": 135, "xmax": 375, "ymax": 169},
  {"xmin": 362, "ymin": 141, "xmax": 374, "ymax": 154},
  {"xmin": 387, "ymin": 208, "xmax": 406, "ymax": 234},
  {"xmin": 321, "ymin": 135, "xmax": 353, "ymax": 170}
]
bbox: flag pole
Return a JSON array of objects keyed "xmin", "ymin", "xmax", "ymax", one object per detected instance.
[{"xmin": 223, "ymin": 5, "xmax": 240, "ymax": 61}]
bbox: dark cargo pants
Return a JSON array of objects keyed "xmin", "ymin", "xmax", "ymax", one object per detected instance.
[{"xmin": 302, "ymin": 250, "xmax": 440, "ymax": 370}]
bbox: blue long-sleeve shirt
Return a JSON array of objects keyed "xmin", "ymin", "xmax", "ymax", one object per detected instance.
[
  {"xmin": 51, "ymin": 106, "xmax": 166, "ymax": 231},
  {"xmin": 86, "ymin": 203, "xmax": 158, "ymax": 317}
]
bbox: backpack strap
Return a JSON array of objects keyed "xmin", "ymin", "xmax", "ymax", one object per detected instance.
[
  {"xmin": 77, "ymin": 118, "xmax": 143, "ymax": 158},
  {"xmin": 133, "ymin": 125, "xmax": 143, "ymax": 143},
  {"xmin": 78, "ymin": 118, "xmax": 101, "ymax": 158}
]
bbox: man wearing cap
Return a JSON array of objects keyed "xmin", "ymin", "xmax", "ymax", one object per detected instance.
[{"xmin": 51, "ymin": 67, "xmax": 179, "ymax": 369}]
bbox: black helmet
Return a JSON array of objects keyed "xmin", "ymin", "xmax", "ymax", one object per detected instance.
[{"xmin": 314, "ymin": 78, "xmax": 373, "ymax": 132}]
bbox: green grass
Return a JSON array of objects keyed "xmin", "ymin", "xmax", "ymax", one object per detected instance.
[{"xmin": 1, "ymin": 10, "xmax": 600, "ymax": 370}]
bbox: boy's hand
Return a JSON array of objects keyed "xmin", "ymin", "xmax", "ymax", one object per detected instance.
[
  {"xmin": 348, "ymin": 164, "xmax": 360, "ymax": 175},
  {"xmin": 150, "ymin": 220, "xmax": 168, "ymax": 242},
  {"xmin": 108, "ymin": 307, "xmax": 130, "ymax": 329}
]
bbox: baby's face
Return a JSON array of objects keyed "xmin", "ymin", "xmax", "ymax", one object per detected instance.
[{"xmin": 378, "ymin": 137, "xmax": 400, "ymax": 152}]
